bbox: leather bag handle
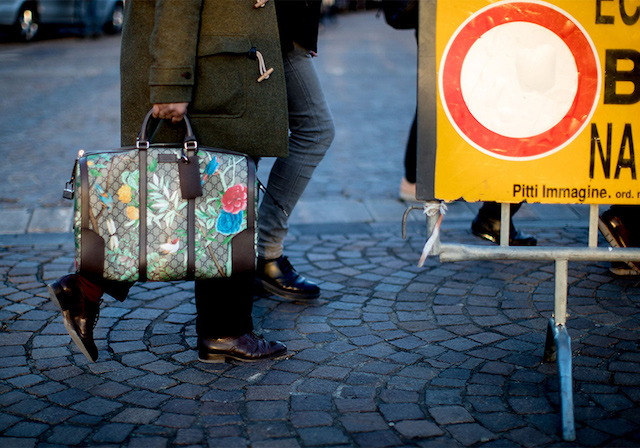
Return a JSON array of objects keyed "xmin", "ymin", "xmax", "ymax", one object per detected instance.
[{"xmin": 136, "ymin": 109, "xmax": 198, "ymax": 156}]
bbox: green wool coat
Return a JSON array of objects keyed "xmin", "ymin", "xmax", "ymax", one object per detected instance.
[{"xmin": 120, "ymin": 0, "xmax": 289, "ymax": 158}]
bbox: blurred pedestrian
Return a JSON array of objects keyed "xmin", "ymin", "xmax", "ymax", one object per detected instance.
[{"xmin": 82, "ymin": 0, "xmax": 101, "ymax": 38}]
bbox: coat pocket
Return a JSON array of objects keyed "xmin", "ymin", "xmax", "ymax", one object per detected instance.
[{"xmin": 192, "ymin": 35, "xmax": 253, "ymax": 118}]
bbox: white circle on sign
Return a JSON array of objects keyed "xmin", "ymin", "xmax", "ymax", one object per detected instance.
[
  {"xmin": 438, "ymin": 0, "xmax": 601, "ymax": 160},
  {"xmin": 461, "ymin": 21, "xmax": 578, "ymax": 139}
]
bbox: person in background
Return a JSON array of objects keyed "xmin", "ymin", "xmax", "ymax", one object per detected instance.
[
  {"xmin": 82, "ymin": 0, "xmax": 101, "ymax": 38},
  {"xmin": 599, "ymin": 205, "xmax": 640, "ymax": 276},
  {"xmin": 255, "ymin": 0, "xmax": 336, "ymax": 300},
  {"xmin": 393, "ymin": 4, "xmax": 536, "ymax": 247}
]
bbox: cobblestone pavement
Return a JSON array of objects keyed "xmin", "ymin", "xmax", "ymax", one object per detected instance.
[
  {"xmin": 1, "ymin": 9, "xmax": 639, "ymax": 448},
  {"xmin": 1, "ymin": 226, "xmax": 639, "ymax": 447}
]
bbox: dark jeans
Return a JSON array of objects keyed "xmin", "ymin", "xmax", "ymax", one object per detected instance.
[
  {"xmin": 257, "ymin": 43, "xmax": 335, "ymax": 260},
  {"xmin": 404, "ymin": 111, "xmax": 418, "ymax": 184}
]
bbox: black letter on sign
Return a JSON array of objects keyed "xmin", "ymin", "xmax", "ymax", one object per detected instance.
[
  {"xmin": 620, "ymin": 0, "xmax": 640, "ymax": 25},
  {"xmin": 604, "ymin": 50, "xmax": 640, "ymax": 104},
  {"xmin": 615, "ymin": 124, "xmax": 636, "ymax": 180},
  {"xmin": 590, "ymin": 123, "xmax": 612, "ymax": 179},
  {"xmin": 596, "ymin": 0, "xmax": 614, "ymax": 24}
]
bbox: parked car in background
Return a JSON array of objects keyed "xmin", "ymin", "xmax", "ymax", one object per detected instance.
[{"xmin": 0, "ymin": 0, "xmax": 123, "ymax": 41}]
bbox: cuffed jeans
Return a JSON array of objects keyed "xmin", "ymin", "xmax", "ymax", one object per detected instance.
[{"xmin": 258, "ymin": 43, "xmax": 335, "ymax": 260}]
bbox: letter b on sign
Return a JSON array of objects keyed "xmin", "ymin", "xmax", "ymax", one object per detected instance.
[{"xmin": 605, "ymin": 49, "xmax": 640, "ymax": 104}]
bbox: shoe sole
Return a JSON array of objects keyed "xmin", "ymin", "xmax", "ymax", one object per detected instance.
[
  {"xmin": 598, "ymin": 219, "xmax": 640, "ymax": 275},
  {"xmin": 609, "ymin": 265, "xmax": 640, "ymax": 277},
  {"xmin": 257, "ymin": 279, "xmax": 320, "ymax": 301},
  {"xmin": 471, "ymin": 228, "xmax": 498, "ymax": 244},
  {"xmin": 198, "ymin": 348, "xmax": 288, "ymax": 364},
  {"xmin": 47, "ymin": 282, "xmax": 97, "ymax": 363}
]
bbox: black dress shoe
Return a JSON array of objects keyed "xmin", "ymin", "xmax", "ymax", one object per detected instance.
[
  {"xmin": 471, "ymin": 214, "xmax": 537, "ymax": 246},
  {"xmin": 47, "ymin": 274, "xmax": 100, "ymax": 362},
  {"xmin": 198, "ymin": 332, "xmax": 287, "ymax": 363},
  {"xmin": 599, "ymin": 210, "xmax": 640, "ymax": 274},
  {"xmin": 256, "ymin": 256, "xmax": 320, "ymax": 300}
]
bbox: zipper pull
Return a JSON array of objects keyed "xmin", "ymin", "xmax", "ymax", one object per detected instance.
[{"xmin": 63, "ymin": 151, "xmax": 83, "ymax": 200}]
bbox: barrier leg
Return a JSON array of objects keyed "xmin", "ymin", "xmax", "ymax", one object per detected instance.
[
  {"xmin": 553, "ymin": 259, "xmax": 576, "ymax": 441},
  {"xmin": 552, "ymin": 322, "xmax": 576, "ymax": 441},
  {"xmin": 543, "ymin": 318, "xmax": 556, "ymax": 363}
]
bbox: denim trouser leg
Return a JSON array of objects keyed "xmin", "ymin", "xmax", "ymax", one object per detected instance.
[{"xmin": 258, "ymin": 44, "xmax": 335, "ymax": 260}]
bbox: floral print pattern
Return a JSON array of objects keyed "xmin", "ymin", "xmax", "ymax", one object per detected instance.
[{"xmin": 74, "ymin": 147, "xmax": 253, "ymax": 282}]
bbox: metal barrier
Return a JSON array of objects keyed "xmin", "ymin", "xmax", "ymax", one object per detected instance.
[{"xmin": 403, "ymin": 202, "xmax": 640, "ymax": 441}]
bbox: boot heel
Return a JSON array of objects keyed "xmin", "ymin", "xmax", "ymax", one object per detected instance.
[
  {"xmin": 47, "ymin": 281, "xmax": 64, "ymax": 310},
  {"xmin": 198, "ymin": 352, "xmax": 227, "ymax": 364}
]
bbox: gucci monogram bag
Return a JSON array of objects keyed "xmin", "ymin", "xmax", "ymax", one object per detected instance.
[{"xmin": 65, "ymin": 110, "xmax": 256, "ymax": 282}]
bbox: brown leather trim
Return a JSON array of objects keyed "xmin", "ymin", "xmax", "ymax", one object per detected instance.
[
  {"xmin": 187, "ymin": 198, "xmax": 196, "ymax": 280},
  {"xmin": 138, "ymin": 148, "xmax": 147, "ymax": 282}
]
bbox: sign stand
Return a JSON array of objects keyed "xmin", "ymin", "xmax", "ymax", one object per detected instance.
[{"xmin": 403, "ymin": 203, "xmax": 640, "ymax": 441}]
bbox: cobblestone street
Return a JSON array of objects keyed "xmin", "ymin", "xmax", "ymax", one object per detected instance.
[{"xmin": 1, "ymin": 225, "xmax": 639, "ymax": 447}]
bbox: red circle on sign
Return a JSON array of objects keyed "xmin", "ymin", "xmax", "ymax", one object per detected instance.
[{"xmin": 440, "ymin": 1, "xmax": 600, "ymax": 160}]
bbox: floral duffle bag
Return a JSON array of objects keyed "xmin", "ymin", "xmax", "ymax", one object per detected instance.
[{"xmin": 65, "ymin": 111, "xmax": 256, "ymax": 282}]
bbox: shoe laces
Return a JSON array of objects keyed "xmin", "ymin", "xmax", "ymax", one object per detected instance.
[
  {"xmin": 249, "ymin": 331, "xmax": 264, "ymax": 341},
  {"xmin": 85, "ymin": 298, "xmax": 103, "ymax": 331},
  {"xmin": 278, "ymin": 256, "xmax": 294, "ymax": 274}
]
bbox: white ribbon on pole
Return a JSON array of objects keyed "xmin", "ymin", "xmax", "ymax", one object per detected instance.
[{"xmin": 418, "ymin": 202, "xmax": 447, "ymax": 267}]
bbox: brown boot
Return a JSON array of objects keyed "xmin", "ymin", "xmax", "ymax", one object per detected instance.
[{"xmin": 48, "ymin": 274, "xmax": 101, "ymax": 362}]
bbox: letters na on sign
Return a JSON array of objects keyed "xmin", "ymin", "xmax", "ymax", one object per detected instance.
[{"xmin": 418, "ymin": 0, "xmax": 640, "ymax": 205}]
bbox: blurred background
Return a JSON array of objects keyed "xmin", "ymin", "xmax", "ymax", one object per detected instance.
[{"xmin": 0, "ymin": 1, "xmax": 423, "ymax": 232}]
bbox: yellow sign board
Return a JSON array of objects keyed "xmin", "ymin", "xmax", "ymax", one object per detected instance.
[{"xmin": 432, "ymin": 0, "xmax": 640, "ymax": 204}]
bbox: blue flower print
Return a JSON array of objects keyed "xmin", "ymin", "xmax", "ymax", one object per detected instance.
[{"xmin": 216, "ymin": 210, "xmax": 243, "ymax": 235}]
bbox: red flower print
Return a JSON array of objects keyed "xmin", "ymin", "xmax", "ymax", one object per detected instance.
[{"xmin": 221, "ymin": 184, "xmax": 248, "ymax": 214}]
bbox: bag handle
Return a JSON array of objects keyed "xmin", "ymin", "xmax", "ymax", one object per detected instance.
[{"xmin": 136, "ymin": 109, "xmax": 198, "ymax": 160}]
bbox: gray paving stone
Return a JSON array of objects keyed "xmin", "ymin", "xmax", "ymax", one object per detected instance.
[
  {"xmin": 297, "ymin": 427, "xmax": 349, "ymax": 446},
  {"xmin": 352, "ymin": 429, "xmax": 403, "ymax": 448},
  {"xmin": 0, "ymin": 437, "xmax": 37, "ymax": 448},
  {"xmin": 128, "ymin": 436, "xmax": 169, "ymax": 448},
  {"xmin": 429, "ymin": 406, "xmax": 475, "ymax": 425},
  {"xmin": 4, "ymin": 421, "xmax": 48, "ymax": 438},
  {"xmin": 46, "ymin": 425, "xmax": 92, "ymax": 445},
  {"xmin": 71, "ymin": 396, "xmax": 123, "ymax": 416},
  {"xmin": 174, "ymin": 428, "xmax": 205, "ymax": 445},
  {"xmin": 111, "ymin": 407, "xmax": 161, "ymax": 425},
  {"xmin": 340, "ymin": 412, "xmax": 388, "ymax": 432},
  {"xmin": 154, "ymin": 412, "xmax": 196, "ymax": 429}
]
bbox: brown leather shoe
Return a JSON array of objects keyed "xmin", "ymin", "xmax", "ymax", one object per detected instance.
[
  {"xmin": 599, "ymin": 210, "xmax": 640, "ymax": 275},
  {"xmin": 471, "ymin": 214, "xmax": 537, "ymax": 246},
  {"xmin": 47, "ymin": 274, "xmax": 100, "ymax": 362},
  {"xmin": 198, "ymin": 332, "xmax": 287, "ymax": 363}
]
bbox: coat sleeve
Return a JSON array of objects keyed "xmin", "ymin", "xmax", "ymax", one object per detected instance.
[{"xmin": 148, "ymin": 0, "xmax": 203, "ymax": 104}]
